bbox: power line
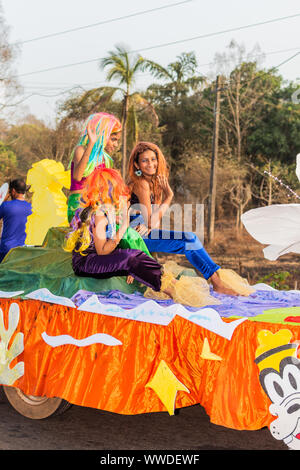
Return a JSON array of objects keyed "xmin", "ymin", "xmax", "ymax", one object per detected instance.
[
  {"xmin": 275, "ymin": 50, "xmax": 300, "ymax": 68},
  {"xmin": 0, "ymin": 85, "xmax": 89, "ymax": 107},
  {"xmin": 20, "ymin": 44, "xmax": 300, "ymax": 92},
  {"xmin": 8, "ymin": 21, "xmax": 300, "ymax": 106},
  {"xmin": 16, "ymin": 46, "xmax": 300, "ymax": 105},
  {"xmin": 13, "ymin": 45, "xmax": 300, "ymax": 105},
  {"xmin": 12, "ymin": 38, "xmax": 300, "ymax": 100},
  {"xmin": 10, "ymin": 0, "xmax": 193, "ymax": 46},
  {"xmin": 14, "ymin": 12, "xmax": 300, "ymax": 78}
]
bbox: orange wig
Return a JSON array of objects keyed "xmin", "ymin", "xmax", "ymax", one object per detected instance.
[
  {"xmin": 64, "ymin": 167, "xmax": 129, "ymax": 255},
  {"xmin": 81, "ymin": 167, "xmax": 130, "ymax": 212}
]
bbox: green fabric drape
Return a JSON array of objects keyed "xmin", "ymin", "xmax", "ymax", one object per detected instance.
[{"xmin": 0, "ymin": 226, "xmax": 151, "ymax": 299}]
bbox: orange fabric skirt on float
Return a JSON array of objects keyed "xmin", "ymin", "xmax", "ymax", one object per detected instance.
[{"xmin": 1, "ymin": 297, "xmax": 300, "ymax": 430}]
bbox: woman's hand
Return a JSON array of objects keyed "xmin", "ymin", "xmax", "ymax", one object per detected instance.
[
  {"xmin": 135, "ymin": 223, "xmax": 150, "ymax": 237},
  {"xmin": 87, "ymin": 121, "xmax": 97, "ymax": 145},
  {"xmin": 157, "ymin": 175, "xmax": 174, "ymax": 198},
  {"xmin": 118, "ymin": 198, "xmax": 130, "ymax": 228}
]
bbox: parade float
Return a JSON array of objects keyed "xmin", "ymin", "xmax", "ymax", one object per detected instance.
[{"xmin": 0, "ymin": 158, "xmax": 300, "ymax": 450}]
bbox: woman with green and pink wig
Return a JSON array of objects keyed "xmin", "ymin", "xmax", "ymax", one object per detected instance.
[{"xmin": 67, "ymin": 112, "xmax": 122, "ymax": 223}]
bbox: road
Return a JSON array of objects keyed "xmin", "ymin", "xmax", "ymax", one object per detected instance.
[{"xmin": 0, "ymin": 397, "xmax": 286, "ymax": 452}]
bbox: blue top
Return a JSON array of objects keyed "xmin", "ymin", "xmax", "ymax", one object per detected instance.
[{"xmin": 0, "ymin": 199, "xmax": 32, "ymax": 254}]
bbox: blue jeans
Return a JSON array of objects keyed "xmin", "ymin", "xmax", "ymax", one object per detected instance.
[{"xmin": 130, "ymin": 215, "xmax": 220, "ymax": 280}]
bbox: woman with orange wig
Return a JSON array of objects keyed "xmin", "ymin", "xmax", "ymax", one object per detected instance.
[
  {"xmin": 65, "ymin": 167, "xmax": 169, "ymax": 293},
  {"xmin": 127, "ymin": 142, "xmax": 253, "ymax": 297}
]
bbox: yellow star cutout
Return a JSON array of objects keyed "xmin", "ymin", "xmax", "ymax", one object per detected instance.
[
  {"xmin": 145, "ymin": 360, "xmax": 190, "ymax": 415},
  {"xmin": 200, "ymin": 338, "xmax": 222, "ymax": 361}
]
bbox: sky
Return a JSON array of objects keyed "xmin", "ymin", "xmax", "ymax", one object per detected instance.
[{"xmin": 2, "ymin": 0, "xmax": 300, "ymax": 125}]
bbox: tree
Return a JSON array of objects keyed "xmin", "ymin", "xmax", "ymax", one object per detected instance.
[
  {"xmin": 145, "ymin": 52, "xmax": 205, "ymax": 106},
  {"xmin": 144, "ymin": 52, "xmax": 206, "ymax": 188},
  {"xmin": 6, "ymin": 117, "xmax": 54, "ymax": 173},
  {"xmin": 246, "ymin": 80, "xmax": 300, "ymax": 166},
  {"xmin": 0, "ymin": 2, "xmax": 21, "ymax": 115},
  {"xmin": 100, "ymin": 44, "xmax": 160, "ymax": 177},
  {"xmin": 50, "ymin": 117, "xmax": 81, "ymax": 168},
  {"xmin": 57, "ymin": 86, "xmax": 119, "ymax": 121},
  {"xmin": 210, "ymin": 41, "xmax": 282, "ymax": 231},
  {"xmin": 247, "ymin": 159, "xmax": 299, "ymax": 207},
  {"xmin": 5, "ymin": 115, "xmax": 80, "ymax": 174},
  {"xmin": 0, "ymin": 140, "xmax": 17, "ymax": 183}
]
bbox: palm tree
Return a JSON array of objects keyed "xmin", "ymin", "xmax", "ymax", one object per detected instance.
[
  {"xmin": 143, "ymin": 52, "xmax": 206, "ymax": 185},
  {"xmin": 100, "ymin": 45, "xmax": 158, "ymax": 177},
  {"xmin": 144, "ymin": 52, "xmax": 205, "ymax": 106}
]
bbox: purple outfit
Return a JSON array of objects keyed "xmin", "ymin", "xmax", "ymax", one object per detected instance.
[
  {"xmin": 72, "ymin": 247, "xmax": 162, "ymax": 291},
  {"xmin": 71, "ymin": 211, "xmax": 163, "ymax": 292},
  {"xmin": 70, "ymin": 162, "xmax": 87, "ymax": 191}
]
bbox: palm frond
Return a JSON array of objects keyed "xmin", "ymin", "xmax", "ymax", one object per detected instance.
[
  {"xmin": 132, "ymin": 55, "xmax": 146, "ymax": 75},
  {"xmin": 61, "ymin": 86, "xmax": 121, "ymax": 120},
  {"xmin": 142, "ymin": 59, "xmax": 172, "ymax": 81},
  {"xmin": 129, "ymin": 92, "xmax": 159, "ymax": 127}
]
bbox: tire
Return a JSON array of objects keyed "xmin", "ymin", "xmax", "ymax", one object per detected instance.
[
  {"xmin": 2, "ymin": 386, "xmax": 72, "ymax": 419},
  {"xmin": 0, "ymin": 386, "xmax": 7, "ymax": 403}
]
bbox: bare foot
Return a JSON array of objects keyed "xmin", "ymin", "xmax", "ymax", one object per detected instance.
[{"xmin": 210, "ymin": 272, "xmax": 239, "ymax": 296}]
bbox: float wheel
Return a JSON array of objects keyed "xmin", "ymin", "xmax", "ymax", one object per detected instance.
[
  {"xmin": 2, "ymin": 386, "xmax": 72, "ymax": 419},
  {"xmin": 0, "ymin": 385, "xmax": 6, "ymax": 403}
]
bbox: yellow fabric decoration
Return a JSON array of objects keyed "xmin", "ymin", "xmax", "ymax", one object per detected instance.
[
  {"xmin": 163, "ymin": 260, "xmax": 187, "ymax": 277},
  {"xmin": 25, "ymin": 159, "xmax": 70, "ymax": 246},
  {"xmin": 216, "ymin": 269, "xmax": 255, "ymax": 296},
  {"xmin": 144, "ymin": 270, "xmax": 175, "ymax": 301},
  {"xmin": 200, "ymin": 338, "xmax": 222, "ymax": 361},
  {"xmin": 172, "ymin": 276, "xmax": 221, "ymax": 307},
  {"xmin": 145, "ymin": 360, "xmax": 190, "ymax": 415},
  {"xmin": 255, "ymin": 329, "xmax": 298, "ymax": 372},
  {"xmin": 144, "ymin": 266, "xmax": 221, "ymax": 308}
]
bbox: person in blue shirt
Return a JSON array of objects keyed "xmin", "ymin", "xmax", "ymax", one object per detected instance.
[{"xmin": 0, "ymin": 179, "xmax": 32, "ymax": 263}]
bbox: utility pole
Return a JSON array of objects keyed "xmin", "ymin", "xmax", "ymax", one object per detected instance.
[{"xmin": 208, "ymin": 75, "xmax": 221, "ymax": 243}]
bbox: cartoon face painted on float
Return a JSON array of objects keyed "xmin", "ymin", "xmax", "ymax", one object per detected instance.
[{"xmin": 255, "ymin": 329, "xmax": 300, "ymax": 450}]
